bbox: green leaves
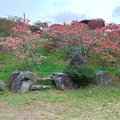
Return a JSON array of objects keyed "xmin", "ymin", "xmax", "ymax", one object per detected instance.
[{"xmin": 65, "ymin": 64, "xmax": 96, "ymax": 87}]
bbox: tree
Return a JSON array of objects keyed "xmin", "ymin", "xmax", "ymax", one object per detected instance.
[{"xmin": 34, "ymin": 21, "xmax": 49, "ymax": 30}]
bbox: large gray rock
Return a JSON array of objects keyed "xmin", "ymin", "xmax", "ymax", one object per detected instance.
[
  {"xmin": 8, "ymin": 71, "xmax": 36, "ymax": 93},
  {"xmin": 51, "ymin": 73, "xmax": 75, "ymax": 90},
  {"xmin": 68, "ymin": 52, "xmax": 86, "ymax": 68},
  {"xmin": 0, "ymin": 80, "xmax": 5, "ymax": 90},
  {"xmin": 95, "ymin": 71, "xmax": 115, "ymax": 85}
]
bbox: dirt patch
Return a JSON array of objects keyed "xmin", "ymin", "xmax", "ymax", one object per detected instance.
[
  {"xmin": 0, "ymin": 101, "xmax": 63, "ymax": 120},
  {"xmin": 0, "ymin": 102, "xmax": 9, "ymax": 109}
]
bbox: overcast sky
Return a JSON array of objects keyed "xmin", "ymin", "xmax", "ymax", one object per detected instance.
[{"xmin": 0, "ymin": 0, "xmax": 120, "ymax": 24}]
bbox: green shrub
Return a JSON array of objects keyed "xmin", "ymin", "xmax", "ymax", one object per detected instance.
[
  {"xmin": 30, "ymin": 25, "xmax": 39, "ymax": 32},
  {"xmin": 0, "ymin": 17, "xmax": 15, "ymax": 37},
  {"xmin": 0, "ymin": 30, "xmax": 12, "ymax": 37},
  {"xmin": 65, "ymin": 64, "xmax": 96, "ymax": 87}
]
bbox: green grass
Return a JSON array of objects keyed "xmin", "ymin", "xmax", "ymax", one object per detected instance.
[
  {"xmin": 0, "ymin": 51, "xmax": 24, "ymax": 81},
  {"xmin": 29, "ymin": 48, "xmax": 67, "ymax": 77},
  {"xmin": 0, "ymin": 80, "xmax": 120, "ymax": 120},
  {"xmin": 0, "ymin": 39, "xmax": 67, "ymax": 81}
]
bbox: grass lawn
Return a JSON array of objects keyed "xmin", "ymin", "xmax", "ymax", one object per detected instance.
[{"xmin": 0, "ymin": 80, "xmax": 120, "ymax": 120}]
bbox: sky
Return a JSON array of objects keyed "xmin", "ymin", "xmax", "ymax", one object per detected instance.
[{"xmin": 0, "ymin": 0, "xmax": 120, "ymax": 24}]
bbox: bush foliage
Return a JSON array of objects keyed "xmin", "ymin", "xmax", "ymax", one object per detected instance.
[
  {"xmin": 65, "ymin": 64, "xmax": 96, "ymax": 87},
  {"xmin": 0, "ymin": 17, "xmax": 15, "ymax": 37}
]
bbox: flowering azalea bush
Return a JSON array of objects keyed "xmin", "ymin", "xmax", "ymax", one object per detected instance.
[
  {"xmin": 47, "ymin": 21, "xmax": 120, "ymax": 61},
  {"xmin": 80, "ymin": 18, "xmax": 105, "ymax": 30},
  {"xmin": 88, "ymin": 18, "xmax": 105, "ymax": 30},
  {"xmin": 93, "ymin": 23, "xmax": 120, "ymax": 73},
  {"xmin": 95, "ymin": 23, "xmax": 120, "ymax": 60},
  {"xmin": 0, "ymin": 19, "xmax": 41, "ymax": 57},
  {"xmin": 46, "ymin": 21, "xmax": 104, "ymax": 60},
  {"xmin": 47, "ymin": 21, "xmax": 93, "ymax": 58},
  {"xmin": 0, "ymin": 19, "xmax": 41, "ymax": 69}
]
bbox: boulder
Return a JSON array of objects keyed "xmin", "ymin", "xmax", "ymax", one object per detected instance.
[
  {"xmin": 68, "ymin": 52, "xmax": 86, "ymax": 68},
  {"xmin": 95, "ymin": 71, "xmax": 115, "ymax": 85},
  {"xmin": 8, "ymin": 71, "xmax": 36, "ymax": 93},
  {"xmin": 0, "ymin": 80, "xmax": 5, "ymax": 90},
  {"xmin": 51, "ymin": 73, "xmax": 75, "ymax": 90}
]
